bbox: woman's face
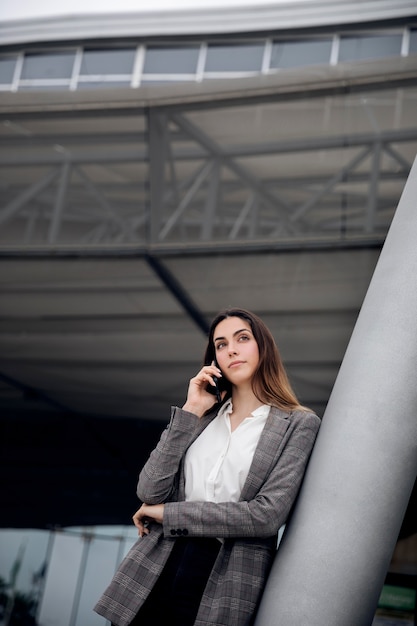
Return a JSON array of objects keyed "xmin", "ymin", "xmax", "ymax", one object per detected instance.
[{"xmin": 213, "ymin": 316, "xmax": 260, "ymax": 389}]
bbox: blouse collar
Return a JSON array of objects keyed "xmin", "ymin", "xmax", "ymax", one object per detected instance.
[{"xmin": 218, "ymin": 398, "xmax": 270, "ymax": 419}]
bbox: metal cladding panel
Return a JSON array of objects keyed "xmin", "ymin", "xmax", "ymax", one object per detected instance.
[{"xmin": 1, "ymin": 0, "xmax": 417, "ymax": 45}]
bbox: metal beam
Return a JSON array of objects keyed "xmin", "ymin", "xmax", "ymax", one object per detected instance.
[
  {"xmin": 365, "ymin": 141, "xmax": 382, "ymax": 233},
  {"xmin": 148, "ymin": 109, "xmax": 167, "ymax": 243},
  {"xmin": 159, "ymin": 160, "xmax": 214, "ymax": 241},
  {"xmin": 74, "ymin": 165, "xmax": 134, "ymax": 242},
  {"xmin": 0, "ymin": 168, "xmax": 59, "ymax": 226},
  {"xmin": 1, "ymin": 116, "xmax": 414, "ymax": 247},
  {"xmin": 0, "ymin": 237, "xmax": 384, "ymax": 258},
  {"xmin": 288, "ymin": 146, "xmax": 372, "ymax": 224},
  {"xmin": 1, "ymin": 127, "xmax": 416, "ymax": 165},
  {"xmin": 170, "ymin": 113, "xmax": 291, "ymax": 219},
  {"xmin": 47, "ymin": 161, "xmax": 71, "ymax": 244},
  {"xmin": 144, "ymin": 254, "xmax": 209, "ymax": 334},
  {"xmin": 0, "ymin": 148, "xmax": 148, "ymax": 167},
  {"xmin": 202, "ymin": 160, "xmax": 220, "ymax": 241},
  {"xmin": 229, "ymin": 192, "xmax": 256, "ymax": 240}
]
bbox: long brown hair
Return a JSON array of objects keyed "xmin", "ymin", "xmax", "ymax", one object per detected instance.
[{"xmin": 204, "ymin": 308, "xmax": 308, "ymax": 412}]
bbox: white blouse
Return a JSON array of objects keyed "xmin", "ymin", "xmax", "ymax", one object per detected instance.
[{"xmin": 184, "ymin": 399, "xmax": 270, "ymax": 503}]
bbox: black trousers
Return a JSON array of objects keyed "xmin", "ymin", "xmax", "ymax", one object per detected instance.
[{"xmin": 126, "ymin": 537, "xmax": 221, "ymax": 626}]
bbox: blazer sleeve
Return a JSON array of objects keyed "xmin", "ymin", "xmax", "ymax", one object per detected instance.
[
  {"xmin": 136, "ymin": 406, "xmax": 203, "ymax": 504},
  {"xmin": 162, "ymin": 411, "xmax": 320, "ymax": 539}
]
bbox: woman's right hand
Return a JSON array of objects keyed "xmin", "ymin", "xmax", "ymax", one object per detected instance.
[
  {"xmin": 133, "ymin": 503, "xmax": 164, "ymax": 537},
  {"xmin": 182, "ymin": 363, "xmax": 225, "ymax": 417}
]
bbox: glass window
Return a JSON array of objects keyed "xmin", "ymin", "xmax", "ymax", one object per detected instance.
[
  {"xmin": 205, "ymin": 43, "xmax": 264, "ymax": 72},
  {"xmin": 339, "ymin": 34, "xmax": 402, "ymax": 62},
  {"xmin": 271, "ymin": 39, "xmax": 332, "ymax": 68},
  {"xmin": 80, "ymin": 49, "xmax": 136, "ymax": 75},
  {"xmin": 409, "ymin": 29, "xmax": 417, "ymax": 54},
  {"xmin": 0, "ymin": 56, "xmax": 17, "ymax": 84},
  {"xmin": 144, "ymin": 46, "xmax": 199, "ymax": 74},
  {"xmin": 21, "ymin": 52, "xmax": 75, "ymax": 79}
]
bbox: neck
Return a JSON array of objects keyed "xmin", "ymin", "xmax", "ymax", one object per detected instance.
[{"xmin": 231, "ymin": 385, "xmax": 263, "ymax": 416}]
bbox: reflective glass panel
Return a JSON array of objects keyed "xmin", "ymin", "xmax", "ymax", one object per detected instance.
[
  {"xmin": 271, "ymin": 39, "xmax": 332, "ymax": 68},
  {"xmin": 339, "ymin": 34, "xmax": 402, "ymax": 62},
  {"xmin": 205, "ymin": 43, "xmax": 264, "ymax": 72},
  {"xmin": 21, "ymin": 52, "xmax": 75, "ymax": 79},
  {"xmin": 0, "ymin": 56, "xmax": 17, "ymax": 83},
  {"xmin": 410, "ymin": 29, "xmax": 417, "ymax": 53},
  {"xmin": 80, "ymin": 49, "xmax": 136, "ymax": 75},
  {"xmin": 144, "ymin": 46, "xmax": 199, "ymax": 74}
]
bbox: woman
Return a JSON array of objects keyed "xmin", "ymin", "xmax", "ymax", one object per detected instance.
[{"xmin": 94, "ymin": 308, "xmax": 320, "ymax": 626}]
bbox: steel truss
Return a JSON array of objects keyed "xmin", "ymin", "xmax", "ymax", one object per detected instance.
[{"xmin": 1, "ymin": 77, "xmax": 417, "ymax": 251}]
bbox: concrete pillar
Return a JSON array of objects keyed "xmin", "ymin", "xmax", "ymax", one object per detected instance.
[{"xmin": 256, "ymin": 156, "xmax": 417, "ymax": 626}]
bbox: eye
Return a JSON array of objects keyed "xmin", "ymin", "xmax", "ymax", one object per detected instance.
[
  {"xmin": 215, "ymin": 342, "xmax": 226, "ymax": 350},
  {"xmin": 238, "ymin": 334, "xmax": 250, "ymax": 342}
]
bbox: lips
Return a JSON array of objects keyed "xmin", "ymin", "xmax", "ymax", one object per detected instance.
[{"xmin": 229, "ymin": 360, "xmax": 245, "ymax": 368}]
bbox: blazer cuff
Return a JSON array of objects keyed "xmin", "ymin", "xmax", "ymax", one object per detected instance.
[
  {"xmin": 168, "ymin": 406, "xmax": 200, "ymax": 434},
  {"xmin": 163, "ymin": 501, "xmax": 189, "ymax": 537}
]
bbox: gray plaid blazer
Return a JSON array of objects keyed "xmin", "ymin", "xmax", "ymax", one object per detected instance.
[{"xmin": 94, "ymin": 405, "xmax": 320, "ymax": 626}]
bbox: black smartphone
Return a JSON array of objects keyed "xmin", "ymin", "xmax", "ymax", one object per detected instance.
[{"xmin": 206, "ymin": 360, "xmax": 224, "ymax": 403}]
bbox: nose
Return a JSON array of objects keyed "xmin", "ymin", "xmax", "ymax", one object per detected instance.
[{"xmin": 228, "ymin": 344, "xmax": 237, "ymax": 356}]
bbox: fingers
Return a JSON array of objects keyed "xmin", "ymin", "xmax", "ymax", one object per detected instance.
[
  {"xmin": 183, "ymin": 364, "xmax": 224, "ymax": 415},
  {"xmin": 211, "ymin": 361, "xmax": 222, "ymax": 377},
  {"xmin": 132, "ymin": 505, "xmax": 150, "ymax": 537},
  {"xmin": 197, "ymin": 364, "xmax": 222, "ymax": 389}
]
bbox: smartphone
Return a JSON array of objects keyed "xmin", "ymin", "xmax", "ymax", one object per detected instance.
[{"xmin": 207, "ymin": 359, "xmax": 224, "ymax": 403}]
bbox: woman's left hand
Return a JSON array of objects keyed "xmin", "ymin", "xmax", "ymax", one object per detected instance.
[{"xmin": 132, "ymin": 503, "xmax": 165, "ymax": 537}]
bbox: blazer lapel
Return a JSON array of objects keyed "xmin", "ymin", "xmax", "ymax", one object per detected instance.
[{"xmin": 239, "ymin": 406, "xmax": 291, "ymax": 502}]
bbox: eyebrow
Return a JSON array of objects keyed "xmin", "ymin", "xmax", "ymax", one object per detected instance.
[{"xmin": 214, "ymin": 328, "xmax": 252, "ymax": 343}]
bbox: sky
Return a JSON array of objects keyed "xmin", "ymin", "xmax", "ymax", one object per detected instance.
[{"xmin": 0, "ymin": 0, "xmax": 305, "ymax": 22}]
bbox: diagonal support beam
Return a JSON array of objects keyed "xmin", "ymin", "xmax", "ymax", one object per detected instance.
[
  {"xmin": 145, "ymin": 254, "xmax": 209, "ymax": 335},
  {"xmin": 383, "ymin": 143, "xmax": 412, "ymax": 173},
  {"xmin": 74, "ymin": 165, "xmax": 135, "ymax": 242},
  {"xmin": 0, "ymin": 168, "xmax": 59, "ymax": 227},
  {"xmin": 289, "ymin": 146, "xmax": 372, "ymax": 224},
  {"xmin": 202, "ymin": 160, "xmax": 220, "ymax": 241},
  {"xmin": 229, "ymin": 192, "xmax": 256, "ymax": 240},
  {"xmin": 365, "ymin": 141, "xmax": 382, "ymax": 233},
  {"xmin": 159, "ymin": 160, "xmax": 214, "ymax": 241},
  {"xmin": 48, "ymin": 161, "xmax": 71, "ymax": 244},
  {"xmin": 170, "ymin": 112, "xmax": 291, "ymax": 222}
]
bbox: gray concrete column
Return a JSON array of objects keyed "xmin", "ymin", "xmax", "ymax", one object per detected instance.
[{"xmin": 256, "ymin": 156, "xmax": 417, "ymax": 626}]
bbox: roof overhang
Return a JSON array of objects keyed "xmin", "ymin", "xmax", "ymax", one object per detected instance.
[{"xmin": 1, "ymin": 0, "xmax": 417, "ymax": 47}]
